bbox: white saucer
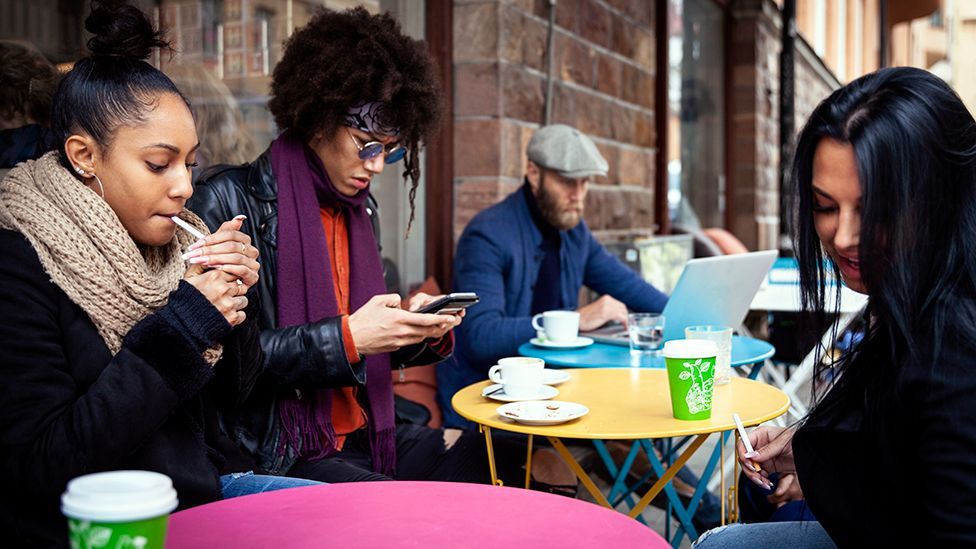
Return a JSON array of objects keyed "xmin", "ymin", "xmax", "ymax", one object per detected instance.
[
  {"xmin": 481, "ymin": 384, "xmax": 559, "ymax": 402},
  {"xmin": 542, "ymin": 369, "xmax": 571, "ymax": 385},
  {"xmin": 496, "ymin": 400, "xmax": 589, "ymax": 425},
  {"xmin": 530, "ymin": 336, "xmax": 594, "ymax": 349}
]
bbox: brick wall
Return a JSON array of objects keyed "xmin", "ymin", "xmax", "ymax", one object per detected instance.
[
  {"xmin": 452, "ymin": 0, "xmax": 845, "ymax": 256},
  {"xmin": 452, "ymin": 0, "xmax": 657, "ymax": 244},
  {"xmin": 793, "ymin": 35, "xmax": 841, "ymax": 135},
  {"xmin": 728, "ymin": 0, "xmax": 840, "ymax": 251},
  {"xmin": 729, "ymin": 0, "xmax": 781, "ymax": 251}
]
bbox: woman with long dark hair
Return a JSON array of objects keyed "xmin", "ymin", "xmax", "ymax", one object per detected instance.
[
  {"xmin": 695, "ymin": 67, "xmax": 976, "ymax": 547},
  {"xmin": 0, "ymin": 2, "xmax": 315, "ymax": 546}
]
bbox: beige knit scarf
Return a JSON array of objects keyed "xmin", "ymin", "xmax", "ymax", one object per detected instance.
[{"xmin": 0, "ymin": 152, "xmax": 221, "ymax": 363}]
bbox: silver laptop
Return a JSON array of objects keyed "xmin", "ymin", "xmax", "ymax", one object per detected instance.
[{"xmin": 583, "ymin": 250, "xmax": 779, "ymax": 345}]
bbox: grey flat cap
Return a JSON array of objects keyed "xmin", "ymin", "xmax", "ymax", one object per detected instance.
[{"xmin": 527, "ymin": 124, "xmax": 609, "ymax": 179}]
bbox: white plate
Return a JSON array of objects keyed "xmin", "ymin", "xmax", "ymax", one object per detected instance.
[
  {"xmin": 496, "ymin": 400, "xmax": 590, "ymax": 425},
  {"xmin": 542, "ymin": 369, "xmax": 571, "ymax": 385},
  {"xmin": 529, "ymin": 336, "xmax": 594, "ymax": 349},
  {"xmin": 481, "ymin": 384, "xmax": 559, "ymax": 402}
]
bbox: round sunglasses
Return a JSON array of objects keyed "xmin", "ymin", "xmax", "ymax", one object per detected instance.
[{"xmin": 346, "ymin": 127, "xmax": 407, "ymax": 164}]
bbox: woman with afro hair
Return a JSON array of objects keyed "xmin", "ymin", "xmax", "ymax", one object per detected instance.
[{"xmin": 189, "ymin": 7, "xmax": 524, "ymax": 485}]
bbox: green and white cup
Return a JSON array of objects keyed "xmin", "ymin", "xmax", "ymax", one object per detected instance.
[
  {"xmin": 663, "ymin": 339, "xmax": 718, "ymax": 420},
  {"xmin": 61, "ymin": 470, "xmax": 178, "ymax": 549}
]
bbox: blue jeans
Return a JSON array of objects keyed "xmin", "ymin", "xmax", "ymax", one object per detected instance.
[
  {"xmin": 693, "ymin": 522, "xmax": 837, "ymax": 549},
  {"xmin": 738, "ymin": 472, "xmax": 817, "ymax": 523},
  {"xmin": 219, "ymin": 470, "xmax": 322, "ymax": 499}
]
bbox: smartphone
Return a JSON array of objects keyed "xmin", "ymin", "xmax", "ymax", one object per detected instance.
[{"xmin": 415, "ymin": 292, "xmax": 480, "ymax": 314}]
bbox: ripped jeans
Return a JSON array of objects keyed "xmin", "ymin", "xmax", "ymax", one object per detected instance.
[
  {"xmin": 693, "ymin": 521, "xmax": 837, "ymax": 549},
  {"xmin": 219, "ymin": 471, "xmax": 322, "ymax": 499}
]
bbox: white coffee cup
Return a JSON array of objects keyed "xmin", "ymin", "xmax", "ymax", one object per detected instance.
[
  {"xmin": 531, "ymin": 310, "xmax": 580, "ymax": 343},
  {"xmin": 61, "ymin": 470, "xmax": 178, "ymax": 549},
  {"xmin": 488, "ymin": 357, "xmax": 545, "ymax": 399}
]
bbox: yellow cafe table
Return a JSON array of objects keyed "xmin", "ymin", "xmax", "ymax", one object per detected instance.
[{"xmin": 452, "ymin": 368, "xmax": 790, "ymax": 546}]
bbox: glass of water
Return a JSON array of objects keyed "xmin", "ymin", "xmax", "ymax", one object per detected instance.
[
  {"xmin": 685, "ymin": 325, "xmax": 733, "ymax": 384},
  {"xmin": 628, "ymin": 313, "xmax": 665, "ymax": 356}
]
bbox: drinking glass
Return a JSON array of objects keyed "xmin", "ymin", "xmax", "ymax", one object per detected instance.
[
  {"xmin": 628, "ymin": 313, "xmax": 665, "ymax": 356},
  {"xmin": 685, "ymin": 325, "xmax": 733, "ymax": 384}
]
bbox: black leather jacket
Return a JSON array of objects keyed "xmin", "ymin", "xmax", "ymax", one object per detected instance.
[{"xmin": 188, "ymin": 149, "xmax": 445, "ymax": 472}]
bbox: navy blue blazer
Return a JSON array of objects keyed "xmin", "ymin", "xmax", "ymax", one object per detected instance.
[{"xmin": 437, "ymin": 185, "xmax": 667, "ymax": 426}]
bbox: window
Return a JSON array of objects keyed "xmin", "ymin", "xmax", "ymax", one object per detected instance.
[
  {"xmin": 666, "ymin": 0, "xmax": 726, "ymax": 231},
  {"xmin": 1, "ymin": 0, "xmax": 432, "ymax": 293}
]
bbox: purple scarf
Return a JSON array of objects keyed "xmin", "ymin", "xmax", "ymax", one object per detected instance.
[{"xmin": 271, "ymin": 130, "xmax": 396, "ymax": 476}]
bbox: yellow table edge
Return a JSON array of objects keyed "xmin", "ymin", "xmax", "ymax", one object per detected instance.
[{"xmin": 452, "ymin": 368, "xmax": 791, "ymax": 439}]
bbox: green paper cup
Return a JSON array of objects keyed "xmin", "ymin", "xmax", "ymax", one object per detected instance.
[
  {"xmin": 663, "ymin": 339, "xmax": 718, "ymax": 420},
  {"xmin": 62, "ymin": 470, "xmax": 178, "ymax": 549}
]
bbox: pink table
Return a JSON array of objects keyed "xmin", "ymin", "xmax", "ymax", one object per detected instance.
[{"xmin": 168, "ymin": 481, "xmax": 669, "ymax": 548}]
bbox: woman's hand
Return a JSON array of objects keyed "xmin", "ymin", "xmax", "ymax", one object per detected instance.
[
  {"xmin": 736, "ymin": 425, "xmax": 797, "ymax": 490},
  {"xmin": 406, "ymin": 292, "xmax": 468, "ymax": 321},
  {"xmin": 768, "ymin": 473, "xmax": 804, "ymax": 507},
  {"xmin": 184, "ymin": 269, "xmax": 249, "ymax": 326},
  {"xmin": 182, "ymin": 215, "xmax": 260, "ymax": 290},
  {"xmin": 349, "ymin": 294, "xmax": 462, "ymax": 356}
]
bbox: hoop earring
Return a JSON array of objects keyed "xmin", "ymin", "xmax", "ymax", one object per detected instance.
[{"xmin": 91, "ymin": 174, "xmax": 105, "ymax": 199}]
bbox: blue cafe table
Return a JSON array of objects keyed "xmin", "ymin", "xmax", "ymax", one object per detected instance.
[
  {"xmin": 513, "ymin": 335, "xmax": 776, "ymax": 545},
  {"xmin": 517, "ymin": 335, "xmax": 774, "ymax": 379}
]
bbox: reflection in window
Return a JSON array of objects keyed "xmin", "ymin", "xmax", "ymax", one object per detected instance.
[
  {"xmin": 1, "ymin": 0, "xmax": 428, "ymax": 292},
  {"xmin": 1, "ymin": 0, "xmax": 380, "ymax": 158},
  {"xmin": 666, "ymin": 0, "xmax": 725, "ymax": 232}
]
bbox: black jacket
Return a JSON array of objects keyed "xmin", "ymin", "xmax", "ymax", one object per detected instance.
[
  {"xmin": 793, "ymin": 334, "xmax": 976, "ymax": 546},
  {"xmin": 188, "ymin": 149, "xmax": 449, "ymax": 473},
  {"xmin": 0, "ymin": 230, "xmax": 262, "ymax": 548}
]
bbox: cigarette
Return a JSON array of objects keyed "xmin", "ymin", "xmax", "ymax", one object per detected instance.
[
  {"xmin": 171, "ymin": 216, "xmax": 206, "ymax": 241},
  {"xmin": 733, "ymin": 413, "xmax": 761, "ymax": 472}
]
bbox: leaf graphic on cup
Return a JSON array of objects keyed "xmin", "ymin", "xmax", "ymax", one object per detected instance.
[
  {"xmin": 682, "ymin": 358, "xmax": 715, "ymax": 415},
  {"xmin": 87, "ymin": 527, "xmax": 112, "ymax": 547},
  {"xmin": 116, "ymin": 535, "xmax": 149, "ymax": 549}
]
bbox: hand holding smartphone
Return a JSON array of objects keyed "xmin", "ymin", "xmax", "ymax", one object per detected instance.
[{"xmin": 415, "ymin": 292, "xmax": 479, "ymax": 315}]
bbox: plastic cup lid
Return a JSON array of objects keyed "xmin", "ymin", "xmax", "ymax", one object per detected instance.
[
  {"xmin": 685, "ymin": 325, "xmax": 732, "ymax": 333},
  {"xmin": 61, "ymin": 471, "xmax": 178, "ymax": 522},
  {"xmin": 663, "ymin": 339, "xmax": 718, "ymax": 359}
]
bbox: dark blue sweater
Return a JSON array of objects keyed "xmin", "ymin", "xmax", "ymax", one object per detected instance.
[{"xmin": 437, "ymin": 186, "xmax": 668, "ymax": 427}]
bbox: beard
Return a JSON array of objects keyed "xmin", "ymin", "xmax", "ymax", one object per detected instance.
[{"xmin": 536, "ymin": 180, "xmax": 583, "ymax": 231}]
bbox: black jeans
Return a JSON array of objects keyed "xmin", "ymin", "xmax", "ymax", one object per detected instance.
[{"xmin": 286, "ymin": 424, "xmax": 525, "ymax": 485}]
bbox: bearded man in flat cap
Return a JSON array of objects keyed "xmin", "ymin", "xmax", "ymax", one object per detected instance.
[{"xmin": 438, "ymin": 124, "xmax": 668, "ymax": 423}]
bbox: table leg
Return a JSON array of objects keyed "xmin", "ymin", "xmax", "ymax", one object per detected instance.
[
  {"xmin": 546, "ymin": 437, "xmax": 612, "ymax": 508},
  {"xmin": 524, "ymin": 434, "xmax": 534, "ymax": 490},
  {"xmin": 635, "ymin": 438, "xmax": 712, "ymax": 546},
  {"xmin": 592, "ymin": 440, "xmax": 641, "ymax": 509},
  {"xmin": 732, "ymin": 436, "xmax": 741, "ymax": 523},
  {"xmin": 627, "ymin": 433, "xmax": 708, "ymax": 519},
  {"xmin": 720, "ymin": 436, "xmax": 726, "ymax": 526},
  {"xmin": 479, "ymin": 425, "xmax": 503, "ymax": 487}
]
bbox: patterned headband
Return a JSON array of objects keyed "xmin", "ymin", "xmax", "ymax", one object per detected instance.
[{"xmin": 344, "ymin": 101, "xmax": 400, "ymax": 137}]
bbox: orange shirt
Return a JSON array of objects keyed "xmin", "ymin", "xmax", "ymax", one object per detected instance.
[{"xmin": 320, "ymin": 206, "xmax": 368, "ymax": 448}]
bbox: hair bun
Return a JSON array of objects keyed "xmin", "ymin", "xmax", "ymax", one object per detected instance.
[{"xmin": 85, "ymin": 0, "xmax": 170, "ymax": 60}]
